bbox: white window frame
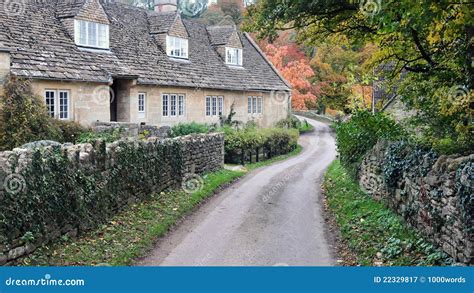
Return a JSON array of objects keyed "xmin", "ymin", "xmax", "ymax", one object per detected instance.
[
  {"xmin": 45, "ymin": 90, "xmax": 71, "ymax": 120},
  {"xmin": 206, "ymin": 96, "xmax": 211, "ymax": 116},
  {"xmin": 74, "ymin": 19, "xmax": 109, "ymax": 49},
  {"xmin": 225, "ymin": 47, "xmax": 243, "ymax": 66},
  {"xmin": 218, "ymin": 96, "xmax": 224, "ymax": 116},
  {"xmin": 178, "ymin": 95, "xmax": 186, "ymax": 116},
  {"xmin": 212, "ymin": 96, "xmax": 217, "ymax": 116},
  {"xmin": 138, "ymin": 93, "xmax": 146, "ymax": 113},
  {"xmin": 206, "ymin": 96, "xmax": 223, "ymax": 117},
  {"xmin": 170, "ymin": 94, "xmax": 177, "ymax": 117},
  {"xmin": 166, "ymin": 35, "xmax": 188, "ymax": 59},
  {"xmin": 248, "ymin": 96, "xmax": 252, "ymax": 114},
  {"xmin": 138, "ymin": 92, "xmax": 146, "ymax": 119},
  {"xmin": 248, "ymin": 96, "xmax": 263, "ymax": 115},
  {"xmin": 162, "ymin": 94, "xmax": 169, "ymax": 117},
  {"xmin": 163, "ymin": 93, "xmax": 186, "ymax": 117}
]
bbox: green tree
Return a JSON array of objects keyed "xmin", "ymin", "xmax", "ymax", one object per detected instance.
[
  {"xmin": 0, "ymin": 76, "xmax": 61, "ymax": 150},
  {"xmin": 244, "ymin": 0, "xmax": 473, "ymax": 152}
]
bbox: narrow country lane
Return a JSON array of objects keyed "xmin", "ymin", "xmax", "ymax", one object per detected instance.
[{"xmin": 138, "ymin": 117, "xmax": 338, "ymax": 266}]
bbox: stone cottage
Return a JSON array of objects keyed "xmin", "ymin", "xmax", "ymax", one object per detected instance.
[{"xmin": 0, "ymin": 0, "xmax": 291, "ymax": 127}]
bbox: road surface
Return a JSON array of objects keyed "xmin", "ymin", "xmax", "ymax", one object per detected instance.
[{"xmin": 138, "ymin": 117, "xmax": 337, "ymax": 266}]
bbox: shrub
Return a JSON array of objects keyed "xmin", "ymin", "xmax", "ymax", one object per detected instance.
[
  {"xmin": 276, "ymin": 115, "xmax": 301, "ymax": 129},
  {"xmin": 76, "ymin": 128, "xmax": 124, "ymax": 144},
  {"xmin": 335, "ymin": 111, "xmax": 405, "ymax": 175},
  {"xmin": 0, "ymin": 76, "xmax": 62, "ymax": 150},
  {"xmin": 224, "ymin": 127, "xmax": 298, "ymax": 164},
  {"xmin": 169, "ymin": 122, "xmax": 212, "ymax": 138},
  {"xmin": 53, "ymin": 120, "xmax": 89, "ymax": 144},
  {"xmin": 277, "ymin": 116, "xmax": 314, "ymax": 134}
]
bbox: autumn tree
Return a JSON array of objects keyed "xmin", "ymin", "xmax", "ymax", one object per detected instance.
[
  {"xmin": 244, "ymin": 0, "xmax": 474, "ymax": 152},
  {"xmin": 265, "ymin": 44, "xmax": 317, "ymax": 110},
  {"xmin": 310, "ymin": 35, "xmax": 377, "ymax": 113}
]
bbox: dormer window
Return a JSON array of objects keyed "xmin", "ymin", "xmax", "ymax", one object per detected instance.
[
  {"xmin": 166, "ymin": 36, "xmax": 188, "ymax": 59},
  {"xmin": 226, "ymin": 47, "xmax": 242, "ymax": 66},
  {"xmin": 74, "ymin": 19, "xmax": 109, "ymax": 49}
]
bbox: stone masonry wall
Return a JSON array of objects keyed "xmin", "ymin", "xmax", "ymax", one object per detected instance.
[
  {"xmin": 0, "ymin": 133, "xmax": 224, "ymax": 265},
  {"xmin": 359, "ymin": 141, "xmax": 473, "ymax": 265}
]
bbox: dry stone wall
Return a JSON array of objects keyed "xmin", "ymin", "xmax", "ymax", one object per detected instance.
[
  {"xmin": 359, "ymin": 141, "xmax": 473, "ymax": 265},
  {"xmin": 0, "ymin": 133, "xmax": 224, "ymax": 265}
]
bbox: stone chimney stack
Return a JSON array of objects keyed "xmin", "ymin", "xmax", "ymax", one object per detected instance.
[{"xmin": 154, "ymin": 0, "xmax": 178, "ymax": 12}]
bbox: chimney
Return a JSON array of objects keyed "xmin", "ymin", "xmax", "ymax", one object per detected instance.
[{"xmin": 154, "ymin": 0, "xmax": 177, "ymax": 12}]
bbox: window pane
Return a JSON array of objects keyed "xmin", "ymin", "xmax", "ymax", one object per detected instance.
[
  {"xmin": 59, "ymin": 91, "xmax": 69, "ymax": 119},
  {"xmin": 178, "ymin": 95, "xmax": 185, "ymax": 116},
  {"xmin": 79, "ymin": 21, "xmax": 87, "ymax": 45},
  {"xmin": 162, "ymin": 94, "xmax": 169, "ymax": 116},
  {"xmin": 98, "ymin": 24, "xmax": 108, "ymax": 48},
  {"xmin": 88, "ymin": 22, "xmax": 97, "ymax": 46},
  {"xmin": 212, "ymin": 96, "xmax": 217, "ymax": 116},
  {"xmin": 138, "ymin": 93, "xmax": 145, "ymax": 113},
  {"xmin": 206, "ymin": 96, "xmax": 211, "ymax": 116},
  {"xmin": 218, "ymin": 96, "xmax": 223, "ymax": 115},
  {"xmin": 45, "ymin": 91, "xmax": 55, "ymax": 118},
  {"xmin": 252, "ymin": 97, "xmax": 257, "ymax": 114},
  {"xmin": 257, "ymin": 97, "xmax": 263, "ymax": 114},
  {"xmin": 170, "ymin": 94, "xmax": 177, "ymax": 116}
]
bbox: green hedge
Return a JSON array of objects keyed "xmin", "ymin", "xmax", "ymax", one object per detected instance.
[
  {"xmin": 335, "ymin": 111, "xmax": 405, "ymax": 176},
  {"xmin": 224, "ymin": 127, "xmax": 299, "ymax": 164},
  {"xmin": 169, "ymin": 122, "xmax": 212, "ymax": 138}
]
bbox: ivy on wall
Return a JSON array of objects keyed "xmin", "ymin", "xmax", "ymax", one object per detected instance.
[{"xmin": 0, "ymin": 136, "xmax": 210, "ymax": 252}]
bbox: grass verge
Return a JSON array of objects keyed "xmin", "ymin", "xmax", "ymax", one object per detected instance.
[
  {"xmin": 17, "ymin": 147, "xmax": 303, "ymax": 266},
  {"xmin": 298, "ymin": 120, "xmax": 315, "ymax": 134},
  {"xmin": 323, "ymin": 160, "xmax": 452, "ymax": 266}
]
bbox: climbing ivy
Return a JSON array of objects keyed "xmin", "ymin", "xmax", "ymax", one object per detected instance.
[
  {"xmin": 456, "ymin": 162, "xmax": 473, "ymax": 235},
  {"xmin": 383, "ymin": 141, "xmax": 438, "ymax": 189},
  {"xmin": 0, "ymin": 138, "xmax": 185, "ymax": 249}
]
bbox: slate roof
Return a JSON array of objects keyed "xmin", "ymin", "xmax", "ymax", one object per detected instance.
[
  {"xmin": 0, "ymin": 0, "xmax": 290, "ymax": 92},
  {"xmin": 207, "ymin": 25, "xmax": 237, "ymax": 46}
]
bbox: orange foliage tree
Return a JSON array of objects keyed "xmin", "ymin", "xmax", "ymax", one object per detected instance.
[{"xmin": 264, "ymin": 44, "xmax": 317, "ymax": 110}]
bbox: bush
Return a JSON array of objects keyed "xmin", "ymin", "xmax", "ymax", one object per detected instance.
[
  {"xmin": 224, "ymin": 127, "xmax": 299, "ymax": 164},
  {"xmin": 335, "ymin": 111, "xmax": 405, "ymax": 175},
  {"xmin": 169, "ymin": 122, "xmax": 212, "ymax": 138},
  {"xmin": 277, "ymin": 116, "xmax": 314, "ymax": 134},
  {"xmin": 76, "ymin": 128, "xmax": 124, "ymax": 144},
  {"xmin": 0, "ymin": 76, "xmax": 62, "ymax": 150},
  {"xmin": 276, "ymin": 116, "xmax": 301, "ymax": 129},
  {"xmin": 54, "ymin": 120, "xmax": 89, "ymax": 144}
]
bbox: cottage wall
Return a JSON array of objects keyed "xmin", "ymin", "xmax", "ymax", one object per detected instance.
[
  {"xmin": 29, "ymin": 80, "xmax": 289, "ymax": 128},
  {"xmin": 30, "ymin": 80, "xmax": 111, "ymax": 125}
]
